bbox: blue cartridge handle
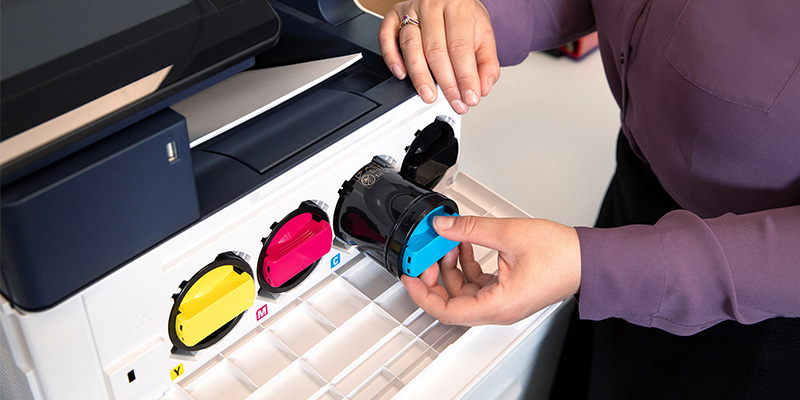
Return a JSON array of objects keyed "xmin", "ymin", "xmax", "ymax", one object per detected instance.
[{"xmin": 402, "ymin": 206, "xmax": 460, "ymax": 277}]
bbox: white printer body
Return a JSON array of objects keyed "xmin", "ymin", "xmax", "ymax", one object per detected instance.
[{"xmin": 0, "ymin": 1, "xmax": 570, "ymax": 399}]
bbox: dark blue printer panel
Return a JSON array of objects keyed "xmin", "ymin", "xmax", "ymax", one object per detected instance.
[{"xmin": 1, "ymin": 110, "xmax": 199, "ymax": 310}]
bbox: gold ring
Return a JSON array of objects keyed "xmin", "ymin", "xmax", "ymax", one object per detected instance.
[{"xmin": 400, "ymin": 15, "xmax": 420, "ymax": 30}]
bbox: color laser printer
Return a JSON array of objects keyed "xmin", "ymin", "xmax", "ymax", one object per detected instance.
[{"xmin": 0, "ymin": 1, "xmax": 571, "ymax": 399}]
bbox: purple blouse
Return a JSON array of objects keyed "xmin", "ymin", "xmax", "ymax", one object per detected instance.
[{"xmin": 482, "ymin": 0, "xmax": 800, "ymax": 335}]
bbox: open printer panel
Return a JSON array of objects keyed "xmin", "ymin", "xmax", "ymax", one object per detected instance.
[{"xmin": 1, "ymin": 1, "xmax": 571, "ymax": 399}]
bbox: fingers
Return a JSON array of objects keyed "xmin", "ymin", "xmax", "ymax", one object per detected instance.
[
  {"xmin": 471, "ymin": 0, "xmax": 499, "ymax": 97},
  {"xmin": 403, "ymin": 246, "xmax": 494, "ymax": 325},
  {"xmin": 379, "ymin": 4, "xmax": 437, "ymax": 103},
  {"xmin": 417, "ymin": 260, "xmax": 440, "ymax": 288},
  {"xmin": 475, "ymin": 28, "xmax": 500, "ymax": 97},
  {"xmin": 379, "ymin": 3, "xmax": 441, "ymax": 104},
  {"xmin": 378, "ymin": 11, "xmax": 407, "ymax": 81},
  {"xmin": 439, "ymin": 247, "xmax": 468, "ymax": 295},
  {"xmin": 380, "ymin": 5, "xmax": 439, "ymax": 104},
  {"xmin": 418, "ymin": 5, "xmax": 466, "ymax": 113},
  {"xmin": 438, "ymin": 242, "xmax": 495, "ymax": 296},
  {"xmin": 401, "ymin": 274, "xmax": 499, "ymax": 326},
  {"xmin": 441, "ymin": 5, "xmax": 481, "ymax": 108},
  {"xmin": 403, "ymin": 264, "xmax": 450, "ymax": 303},
  {"xmin": 377, "ymin": 1, "xmax": 499, "ymax": 114},
  {"xmin": 457, "ymin": 242, "xmax": 496, "ymax": 286},
  {"xmin": 433, "ymin": 215, "xmax": 520, "ymax": 253},
  {"xmin": 398, "ymin": 11, "xmax": 439, "ymax": 104}
]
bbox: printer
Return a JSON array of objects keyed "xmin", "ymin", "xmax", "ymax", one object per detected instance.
[{"xmin": 0, "ymin": 1, "xmax": 569, "ymax": 399}]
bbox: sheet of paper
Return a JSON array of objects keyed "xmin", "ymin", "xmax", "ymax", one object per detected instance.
[{"xmin": 172, "ymin": 53, "xmax": 363, "ymax": 147}]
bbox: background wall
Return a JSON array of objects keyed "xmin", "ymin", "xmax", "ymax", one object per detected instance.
[{"xmin": 459, "ymin": 50, "xmax": 620, "ymax": 227}]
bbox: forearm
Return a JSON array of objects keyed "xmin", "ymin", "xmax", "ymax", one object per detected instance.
[
  {"xmin": 482, "ymin": 0, "xmax": 596, "ymax": 65},
  {"xmin": 577, "ymin": 205, "xmax": 800, "ymax": 336}
]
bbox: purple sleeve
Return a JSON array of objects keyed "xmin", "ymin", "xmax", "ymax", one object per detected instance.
[
  {"xmin": 576, "ymin": 205, "xmax": 800, "ymax": 336},
  {"xmin": 481, "ymin": 0, "xmax": 596, "ymax": 66}
]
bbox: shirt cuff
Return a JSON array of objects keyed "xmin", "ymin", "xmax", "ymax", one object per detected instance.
[
  {"xmin": 575, "ymin": 225, "xmax": 667, "ymax": 328},
  {"xmin": 481, "ymin": 0, "xmax": 535, "ymax": 66}
]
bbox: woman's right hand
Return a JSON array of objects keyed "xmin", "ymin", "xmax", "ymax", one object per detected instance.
[
  {"xmin": 377, "ymin": 0, "xmax": 500, "ymax": 115},
  {"xmin": 400, "ymin": 215, "xmax": 582, "ymax": 326}
]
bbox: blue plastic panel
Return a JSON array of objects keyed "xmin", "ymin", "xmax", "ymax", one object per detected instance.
[
  {"xmin": 0, "ymin": 109, "xmax": 199, "ymax": 310},
  {"xmin": 402, "ymin": 206, "xmax": 460, "ymax": 277}
]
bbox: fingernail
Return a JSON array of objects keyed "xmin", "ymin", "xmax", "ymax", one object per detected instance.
[
  {"xmin": 390, "ymin": 64, "xmax": 406, "ymax": 80},
  {"xmin": 463, "ymin": 89, "xmax": 479, "ymax": 106},
  {"xmin": 419, "ymin": 85, "xmax": 436, "ymax": 103},
  {"xmin": 450, "ymin": 99, "xmax": 468, "ymax": 114},
  {"xmin": 433, "ymin": 216, "xmax": 455, "ymax": 230},
  {"xmin": 486, "ymin": 76, "xmax": 496, "ymax": 95}
]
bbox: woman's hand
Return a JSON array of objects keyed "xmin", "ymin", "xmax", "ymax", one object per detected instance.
[
  {"xmin": 378, "ymin": 0, "xmax": 500, "ymax": 115},
  {"xmin": 401, "ymin": 215, "xmax": 582, "ymax": 326}
]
